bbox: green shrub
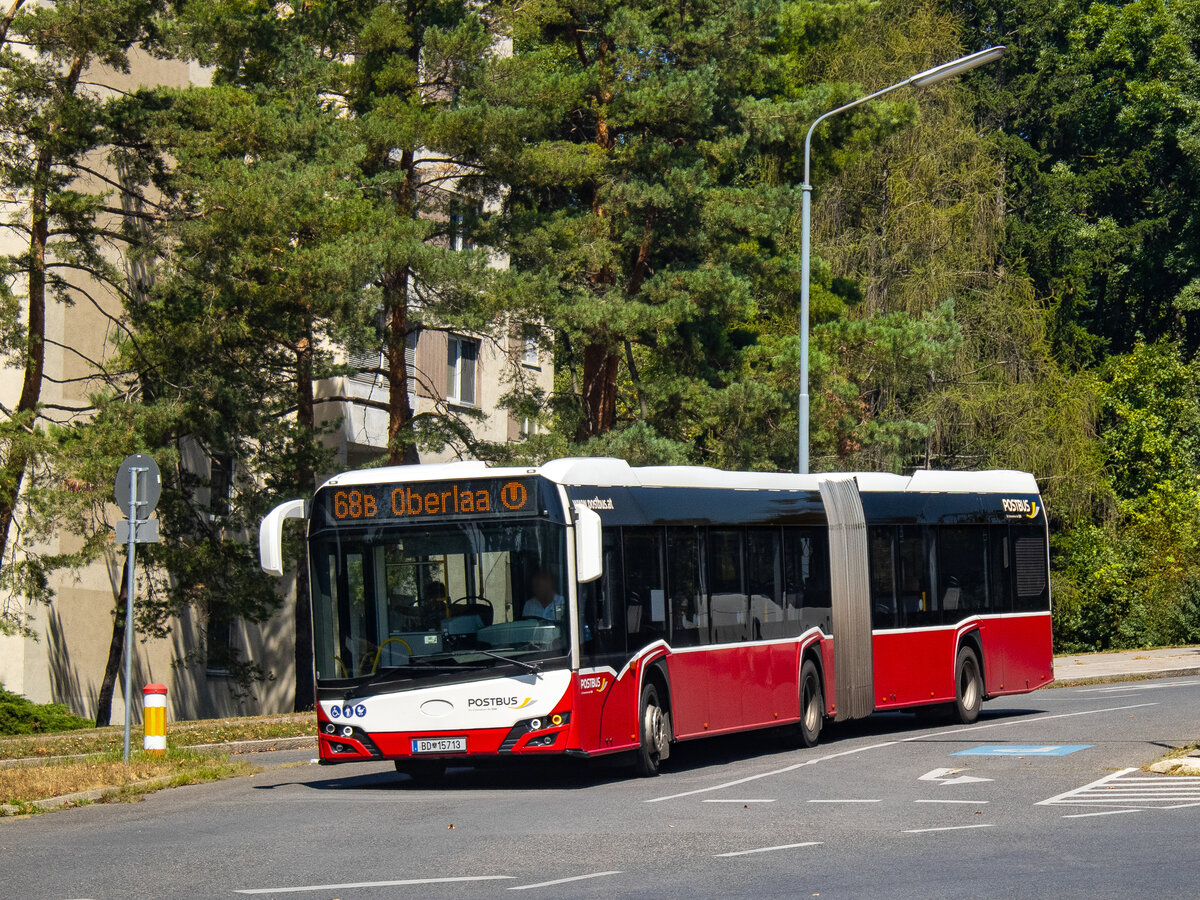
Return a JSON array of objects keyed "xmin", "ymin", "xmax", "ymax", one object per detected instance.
[{"xmin": 0, "ymin": 684, "xmax": 93, "ymax": 735}]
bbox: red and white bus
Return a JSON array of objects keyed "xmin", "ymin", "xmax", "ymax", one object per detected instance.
[{"xmin": 259, "ymin": 459, "xmax": 1053, "ymax": 777}]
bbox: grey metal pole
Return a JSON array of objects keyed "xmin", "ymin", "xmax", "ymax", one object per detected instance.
[
  {"xmin": 799, "ymin": 182, "xmax": 812, "ymax": 475},
  {"xmin": 798, "ymin": 80, "xmax": 911, "ymax": 475},
  {"xmin": 796, "ymin": 48, "xmax": 1004, "ymax": 474},
  {"xmin": 122, "ymin": 466, "xmax": 140, "ymax": 764}
]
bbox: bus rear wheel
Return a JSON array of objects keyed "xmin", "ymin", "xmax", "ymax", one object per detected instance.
[
  {"xmin": 953, "ymin": 646, "xmax": 983, "ymax": 725},
  {"xmin": 635, "ymin": 683, "xmax": 670, "ymax": 777}
]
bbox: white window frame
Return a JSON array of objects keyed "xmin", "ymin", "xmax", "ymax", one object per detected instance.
[
  {"xmin": 446, "ymin": 335, "xmax": 479, "ymax": 406},
  {"xmin": 521, "ymin": 336, "xmax": 539, "ymax": 369}
]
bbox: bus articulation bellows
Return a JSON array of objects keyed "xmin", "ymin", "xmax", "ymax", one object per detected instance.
[{"xmin": 259, "ymin": 459, "xmax": 1053, "ymax": 778}]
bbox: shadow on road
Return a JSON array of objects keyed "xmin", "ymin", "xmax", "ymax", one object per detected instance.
[{"xmin": 253, "ymin": 704, "xmax": 1050, "ymax": 794}]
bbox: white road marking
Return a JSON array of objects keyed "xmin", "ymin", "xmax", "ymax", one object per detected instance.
[
  {"xmin": 508, "ymin": 872, "xmax": 622, "ymax": 891},
  {"xmin": 1075, "ymin": 680, "xmax": 1197, "ymax": 694},
  {"xmin": 703, "ymin": 798, "xmax": 777, "ymax": 803},
  {"xmin": 914, "ymin": 799, "xmax": 989, "ymax": 804},
  {"xmin": 1037, "ymin": 768, "xmax": 1133, "ymax": 806},
  {"xmin": 647, "ymin": 703, "xmax": 1157, "ymax": 803},
  {"xmin": 646, "ymin": 741, "xmax": 898, "ymax": 803},
  {"xmin": 1040, "ymin": 768, "xmax": 1200, "ymax": 809},
  {"xmin": 714, "ymin": 841, "xmax": 823, "ymax": 857},
  {"xmin": 807, "ymin": 798, "xmax": 882, "ymax": 803},
  {"xmin": 1061, "ymin": 809, "xmax": 1140, "ymax": 819},
  {"xmin": 903, "ymin": 824, "xmax": 995, "ymax": 834},
  {"xmin": 919, "ymin": 767, "xmax": 992, "ymax": 785},
  {"xmin": 235, "ymin": 876, "xmax": 515, "ymax": 894}
]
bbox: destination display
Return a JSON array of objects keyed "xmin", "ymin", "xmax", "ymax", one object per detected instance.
[{"xmin": 315, "ymin": 477, "xmax": 539, "ymax": 525}]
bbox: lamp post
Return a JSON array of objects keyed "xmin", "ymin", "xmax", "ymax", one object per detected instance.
[{"xmin": 797, "ymin": 46, "xmax": 1006, "ymax": 474}]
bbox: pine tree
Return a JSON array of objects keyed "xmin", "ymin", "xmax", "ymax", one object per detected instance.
[
  {"xmin": 488, "ymin": 0, "xmax": 810, "ymax": 457},
  {"xmin": 0, "ymin": 0, "xmax": 170, "ymax": 631}
]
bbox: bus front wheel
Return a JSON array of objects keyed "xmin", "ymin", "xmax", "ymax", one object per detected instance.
[
  {"xmin": 635, "ymin": 683, "xmax": 669, "ymax": 777},
  {"xmin": 953, "ymin": 646, "xmax": 983, "ymax": 725}
]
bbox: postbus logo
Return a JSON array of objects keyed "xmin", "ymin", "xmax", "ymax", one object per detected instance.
[
  {"xmin": 579, "ymin": 675, "xmax": 608, "ymax": 694},
  {"xmin": 1002, "ymin": 498, "xmax": 1039, "ymax": 519},
  {"xmin": 466, "ymin": 696, "xmax": 533, "ymax": 710}
]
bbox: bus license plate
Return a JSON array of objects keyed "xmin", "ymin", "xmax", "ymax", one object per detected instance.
[{"xmin": 411, "ymin": 737, "xmax": 466, "ymax": 754}]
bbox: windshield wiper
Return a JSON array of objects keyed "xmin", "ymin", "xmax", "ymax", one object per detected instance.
[
  {"xmin": 343, "ymin": 662, "xmax": 488, "ymax": 699},
  {"xmin": 474, "ymin": 648, "xmax": 542, "ymax": 674}
]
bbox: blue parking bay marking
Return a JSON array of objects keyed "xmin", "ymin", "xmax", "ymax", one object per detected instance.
[{"xmin": 953, "ymin": 744, "xmax": 1092, "ymax": 757}]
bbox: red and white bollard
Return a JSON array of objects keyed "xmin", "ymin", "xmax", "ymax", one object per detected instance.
[{"xmin": 143, "ymin": 683, "xmax": 167, "ymax": 755}]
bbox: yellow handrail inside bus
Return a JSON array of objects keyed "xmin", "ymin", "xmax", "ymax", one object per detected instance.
[{"xmin": 371, "ymin": 636, "xmax": 413, "ymax": 674}]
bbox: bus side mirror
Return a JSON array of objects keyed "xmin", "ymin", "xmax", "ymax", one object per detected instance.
[
  {"xmin": 259, "ymin": 499, "xmax": 307, "ymax": 576},
  {"xmin": 573, "ymin": 502, "xmax": 603, "ymax": 583}
]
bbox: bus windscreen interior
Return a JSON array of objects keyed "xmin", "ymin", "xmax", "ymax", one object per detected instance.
[{"xmin": 309, "ymin": 521, "xmax": 567, "ymax": 682}]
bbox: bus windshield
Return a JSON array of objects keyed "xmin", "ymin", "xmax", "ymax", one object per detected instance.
[{"xmin": 310, "ymin": 520, "xmax": 568, "ymax": 685}]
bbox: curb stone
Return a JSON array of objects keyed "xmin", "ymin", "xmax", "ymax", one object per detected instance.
[
  {"xmin": 1051, "ymin": 665, "xmax": 1200, "ymax": 686},
  {"xmin": 1148, "ymin": 752, "xmax": 1200, "ymax": 776}
]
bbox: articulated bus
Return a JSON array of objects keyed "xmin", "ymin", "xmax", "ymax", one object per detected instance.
[{"xmin": 259, "ymin": 459, "xmax": 1053, "ymax": 778}]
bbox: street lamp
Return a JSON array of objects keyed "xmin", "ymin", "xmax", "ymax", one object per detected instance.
[{"xmin": 797, "ymin": 46, "xmax": 1006, "ymax": 474}]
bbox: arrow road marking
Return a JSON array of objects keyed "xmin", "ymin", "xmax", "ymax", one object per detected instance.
[{"xmin": 919, "ymin": 767, "xmax": 993, "ymax": 786}]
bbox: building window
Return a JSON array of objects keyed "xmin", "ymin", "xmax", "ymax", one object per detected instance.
[
  {"xmin": 521, "ymin": 336, "xmax": 539, "ymax": 368},
  {"xmin": 206, "ymin": 616, "xmax": 234, "ymax": 676},
  {"xmin": 446, "ymin": 336, "xmax": 478, "ymax": 405},
  {"xmin": 519, "ymin": 416, "xmax": 541, "ymax": 437},
  {"xmin": 210, "ymin": 454, "xmax": 234, "ymax": 519},
  {"xmin": 449, "ymin": 207, "xmax": 474, "ymax": 251}
]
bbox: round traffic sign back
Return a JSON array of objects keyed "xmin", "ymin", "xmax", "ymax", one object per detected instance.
[{"xmin": 114, "ymin": 453, "xmax": 162, "ymax": 517}]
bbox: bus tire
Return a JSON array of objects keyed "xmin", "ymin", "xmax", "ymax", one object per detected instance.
[
  {"xmin": 798, "ymin": 659, "xmax": 824, "ymax": 747},
  {"xmin": 782, "ymin": 659, "xmax": 824, "ymax": 748},
  {"xmin": 953, "ymin": 645, "xmax": 983, "ymax": 725},
  {"xmin": 635, "ymin": 683, "xmax": 669, "ymax": 777},
  {"xmin": 396, "ymin": 759, "xmax": 446, "ymax": 784}
]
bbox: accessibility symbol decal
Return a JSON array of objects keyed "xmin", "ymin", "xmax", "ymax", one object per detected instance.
[{"xmin": 953, "ymin": 744, "xmax": 1091, "ymax": 757}]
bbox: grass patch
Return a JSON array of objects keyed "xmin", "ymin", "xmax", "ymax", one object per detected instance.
[
  {"xmin": 0, "ymin": 712, "xmax": 315, "ymax": 761},
  {"xmin": 0, "ymin": 747, "xmax": 256, "ymax": 815}
]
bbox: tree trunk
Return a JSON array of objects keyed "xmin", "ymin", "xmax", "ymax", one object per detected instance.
[
  {"xmin": 293, "ymin": 335, "xmax": 316, "ymax": 711},
  {"xmin": 576, "ymin": 344, "xmax": 621, "ymax": 441},
  {"xmin": 383, "ymin": 270, "xmax": 420, "ymax": 466},
  {"xmin": 384, "ymin": 148, "xmax": 420, "ymax": 467},
  {"xmin": 0, "ymin": 146, "xmax": 49, "ymax": 563},
  {"xmin": 0, "ymin": 52, "xmax": 84, "ymax": 565},
  {"xmin": 95, "ymin": 558, "xmax": 129, "ymax": 727}
]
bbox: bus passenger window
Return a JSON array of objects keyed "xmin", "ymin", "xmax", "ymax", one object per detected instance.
[
  {"xmin": 708, "ymin": 529, "xmax": 748, "ymax": 643},
  {"xmin": 746, "ymin": 528, "xmax": 785, "ymax": 639},
  {"xmin": 868, "ymin": 526, "xmax": 897, "ymax": 629},
  {"xmin": 1011, "ymin": 524, "xmax": 1049, "ymax": 611},
  {"xmin": 987, "ymin": 525, "xmax": 1012, "ymax": 612},
  {"xmin": 622, "ymin": 528, "xmax": 667, "ymax": 646},
  {"xmin": 897, "ymin": 525, "xmax": 935, "ymax": 627},
  {"xmin": 936, "ymin": 526, "xmax": 986, "ymax": 620},
  {"xmin": 667, "ymin": 528, "xmax": 707, "ymax": 646},
  {"xmin": 783, "ymin": 527, "xmax": 831, "ymax": 635}
]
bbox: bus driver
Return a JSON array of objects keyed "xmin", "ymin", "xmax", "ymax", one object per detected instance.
[{"xmin": 522, "ymin": 570, "xmax": 565, "ymax": 621}]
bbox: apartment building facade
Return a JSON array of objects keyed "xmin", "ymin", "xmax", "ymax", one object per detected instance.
[{"xmin": 0, "ymin": 46, "xmax": 551, "ymax": 724}]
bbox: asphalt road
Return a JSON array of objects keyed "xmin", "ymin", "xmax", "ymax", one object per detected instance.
[{"xmin": 5, "ymin": 676, "xmax": 1200, "ymax": 900}]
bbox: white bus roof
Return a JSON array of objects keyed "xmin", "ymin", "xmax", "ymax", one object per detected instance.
[{"xmin": 318, "ymin": 458, "xmax": 1039, "ymax": 496}]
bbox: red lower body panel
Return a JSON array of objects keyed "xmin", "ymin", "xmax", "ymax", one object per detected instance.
[{"xmin": 872, "ymin": 613, "xmax": 1053, "ymax": 710}]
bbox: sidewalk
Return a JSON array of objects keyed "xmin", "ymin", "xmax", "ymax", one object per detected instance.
[{"xmin": 1053, "ymin": 645, "xmax": 1200, "ymax": 684}]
